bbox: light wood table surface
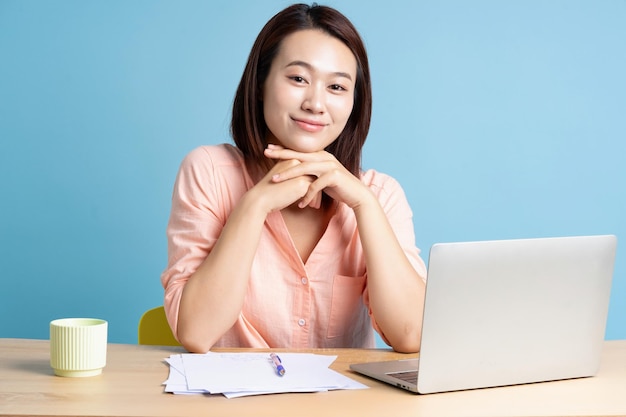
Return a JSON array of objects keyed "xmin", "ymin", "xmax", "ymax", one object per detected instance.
[{"xmin": 1, "ymin": 338, "xmax": 625, "ymax": 417}]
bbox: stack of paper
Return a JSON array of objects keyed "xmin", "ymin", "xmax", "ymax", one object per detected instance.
[{"xmin": 163, "ymin": 352, "xmax": 368, "ymax": 398}]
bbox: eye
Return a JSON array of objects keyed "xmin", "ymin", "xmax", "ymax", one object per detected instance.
[
  {"xmin": 289, "ymin": 75, "xmax": 307, "ymax": 84},
  {"xmin": 329, "ymin": 84, "xmax": 348, "ymax": 92}
]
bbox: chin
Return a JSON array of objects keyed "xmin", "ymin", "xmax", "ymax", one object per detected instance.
[
  {"xmin": 291, "ymin": 145, "xmax": 322, "ymax": 153},
  {"xmin": 287, "ymin": 139, "xmax": 335, "ymax": 154}
]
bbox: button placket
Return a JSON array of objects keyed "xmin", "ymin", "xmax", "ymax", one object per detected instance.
[{"xmin": 294, "ymin": 271, "xmax": 311, "ymax": 346}]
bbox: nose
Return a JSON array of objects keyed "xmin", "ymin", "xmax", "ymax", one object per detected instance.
[{"xmin": 302, "ymin": 84, "xmax": 325, "ymax": 114}]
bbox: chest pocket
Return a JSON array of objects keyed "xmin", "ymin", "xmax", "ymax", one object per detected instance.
[{"xmin": 326, "ymin": 274, "xmax": 367, "ymax": 338}]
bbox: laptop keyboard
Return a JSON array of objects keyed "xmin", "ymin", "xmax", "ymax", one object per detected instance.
[{"xmin": 387, "ymin": 370, "xmax": 418, "ymax": 385}]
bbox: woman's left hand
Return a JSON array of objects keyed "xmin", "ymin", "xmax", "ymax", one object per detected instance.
[{"xmin": 264, "ymin": 144, "xmax": 371, "ymax": 210}]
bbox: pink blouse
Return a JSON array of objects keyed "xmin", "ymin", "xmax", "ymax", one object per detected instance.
[{"xmin": 161, "ymin": 144, "xmax": 426, "ymax": 348}]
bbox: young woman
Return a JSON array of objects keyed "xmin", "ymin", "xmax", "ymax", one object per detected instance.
[{"xmin": 161, "ymin": 3, "xmax": 427, "ymax": 353}]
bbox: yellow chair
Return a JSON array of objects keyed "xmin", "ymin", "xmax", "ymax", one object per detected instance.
[{"xmin": 138, "ymin": 306, "xmax": 181, "ymax": 346}]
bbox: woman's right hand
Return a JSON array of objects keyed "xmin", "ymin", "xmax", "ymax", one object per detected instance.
[{"xmin": 249, "ymin": 159, "xmax": 318, "ymax": 214}]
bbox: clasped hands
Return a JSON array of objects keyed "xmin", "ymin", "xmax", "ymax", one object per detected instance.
[{"xmin": 258, "ymin": 144, "xmax": 368, "ymax": 212}]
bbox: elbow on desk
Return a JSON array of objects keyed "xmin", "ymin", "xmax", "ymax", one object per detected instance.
[
  {"xmin": 177, "ymin": 330, "xmax": 217, "ymax": 354},
  {"xmin": 387, "ymin": 327, "xmax": 422, "ymax": 354},
  {"xmin": 391, "ymin": 339, "xmax": 421, "ymax": 354},
  {"xmin": 175, "ymin": 314, "xmax": 232, "ymax": 353},
  {"xmin": 179, "ymin": 337, "xmax": 214, "ymax": 354}
]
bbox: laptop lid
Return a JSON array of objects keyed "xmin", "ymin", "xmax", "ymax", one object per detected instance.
[
  {"xmin": 350, "ymin": 235, "xmax": 616, "ymax": 394},
  {"xmin": 416, "ymin": 234, "xmax": 616, "ymax": 394}
]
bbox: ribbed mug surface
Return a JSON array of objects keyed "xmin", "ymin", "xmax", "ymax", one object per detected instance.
[{"xmin": 50, "ymin": 318, "xmax": 107, "ymax": 377}]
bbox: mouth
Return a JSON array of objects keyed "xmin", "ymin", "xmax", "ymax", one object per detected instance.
[{"xmin": 292, "ymin": 117, "xmax": 326, "ymax": 133}]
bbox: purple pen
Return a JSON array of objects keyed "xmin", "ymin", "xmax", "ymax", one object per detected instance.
[{"xmin": 270, "ymin": 353, "xmax": 286, "ymax": 376}]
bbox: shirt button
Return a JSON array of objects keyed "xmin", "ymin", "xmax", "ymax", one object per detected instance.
[
  {"xmin": 301, "ymin": 277, "xmax": 308, "ymax": 285},
  {"xmin": 298, "ymin": 318, "xmax": 306, "ymax": 326}
]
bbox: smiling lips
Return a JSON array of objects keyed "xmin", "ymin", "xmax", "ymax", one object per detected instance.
[{"xmin": 293, "ymin": 117, "xmax": 326, "ymax": 133}]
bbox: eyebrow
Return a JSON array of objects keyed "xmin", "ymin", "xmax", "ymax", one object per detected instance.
[{"xmin": 285, "ymin": 60, "xmax": 353, "ymax": 81}]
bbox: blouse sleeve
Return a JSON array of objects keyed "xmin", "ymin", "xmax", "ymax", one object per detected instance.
[
  {"xmin": 361, "ymin": 172, "xmax": 427, "ymax": 345},
  {"xmin": 160, "ymin": 147, "xmax": 227, "ymax": 338}
]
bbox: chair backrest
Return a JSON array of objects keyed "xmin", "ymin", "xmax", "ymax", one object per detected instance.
[{"xmin": 138, "ymin": 306, "xmax": 181, "ymax": 346}]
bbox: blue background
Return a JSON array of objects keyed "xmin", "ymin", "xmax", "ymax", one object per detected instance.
[{"xmin": 1, "ymin": 0, "xmax": 624, "ymax": 346}]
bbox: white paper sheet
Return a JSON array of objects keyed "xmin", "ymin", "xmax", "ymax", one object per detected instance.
[{"xmin": 163, "ymin": 352, "xmax": 368, "ymax": 398}]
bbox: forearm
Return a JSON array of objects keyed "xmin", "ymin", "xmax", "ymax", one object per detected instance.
[
  {"xmin": 177, "ymin": 192, "xmax": 267, "ymax": 352},
  {"xmin": 354, "ymin": 194, "xmax": 426, "ymax": 353}
]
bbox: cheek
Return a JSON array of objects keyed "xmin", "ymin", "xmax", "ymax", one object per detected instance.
[
  {"xmin": 263, "ymin": 88, "xmax": 298, "ymax": 120},
  {"xmin": 262, "ymin": 101, "xmax": 281, "ymax": 140},
  {"xmin": 330, "ymin": 96, "xmax": 355, "ymax": 126},
  {"xmin": 262, "ymin": 94, "xmax": 294, "ymax": 142},
  {"xmin": 262, "ymin": 91, "xmax": 283, "ymax": 129}
]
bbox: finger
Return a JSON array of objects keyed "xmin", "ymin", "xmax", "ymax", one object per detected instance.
[
  {"xmin": 264, "ymin": 146, "xmax": 328, "ymax": 163},
  {"xmin": 264, "ymin": 144, "xmax": 287, "ymax": 158},
  {"xmin": 270, "ymin": 162, "xmax": 308, "ymax": 182},
  {"xmin": 264, "ymin": 144, "xmax": 285, "ymax": 156},
  {"xmin": 263, "ymin": 175, "xmax": 315, "ymax": 212},
  {"xmin": 271, "ymin": 159, "xmax": 337, "ymax": 183},
  {"xmin": 267, "ymin": 159, "xmax": 301, "ymax": 181},
  {"xmin": 298, "ymin": 178, "xmax": 328, "ymax": 208},
  {"xmin": 303, "ymin": 191, "xmax": 322, "ymax": 209}
]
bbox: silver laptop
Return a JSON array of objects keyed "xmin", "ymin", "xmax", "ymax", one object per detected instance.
[{"xmin": 350, "ymin": 235, "xmax": 617, "ymax": 394}]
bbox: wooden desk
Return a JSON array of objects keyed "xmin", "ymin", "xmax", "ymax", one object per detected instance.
[{"xmin": 1, "ymin": 338, "xmax": 625, "ymax": 417}]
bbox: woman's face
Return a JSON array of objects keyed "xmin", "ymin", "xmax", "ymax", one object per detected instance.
[{"xmin": 262, "ymin": 29, "xmax": 357, "ymax": 153}]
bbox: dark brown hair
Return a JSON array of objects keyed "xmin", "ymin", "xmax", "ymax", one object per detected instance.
[{"xmin": 230, "ymin": 3, "xmax": 372, "ymax": 177}]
